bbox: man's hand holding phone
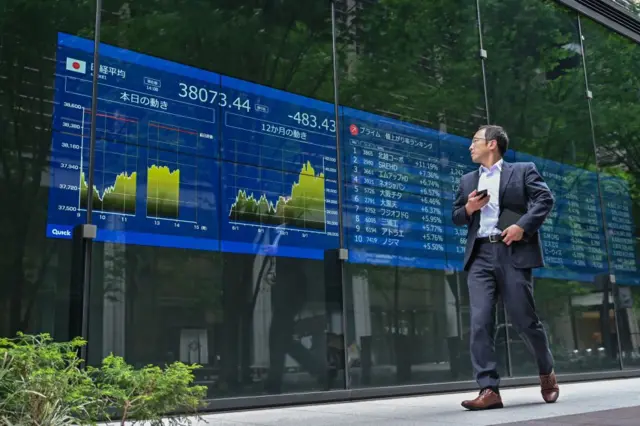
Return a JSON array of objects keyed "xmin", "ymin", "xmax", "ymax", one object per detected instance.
[{"xmin": 465, "ymin": 189, "xmax": 490, "ymax": 217}]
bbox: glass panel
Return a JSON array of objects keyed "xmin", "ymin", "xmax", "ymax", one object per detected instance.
[
  {"xmin": 480, "ymin": 0, "xmax": 619, "ymax": 376},
  {"xmin": 76, "ymin": 0, "xmax": 343, "ymax": 398},
  {"xmin": 0, "ymin": 1, "xmax": 96, "ymax": 339},
  {"xmin": 581, "ymin": 17, "xmax": 640, "ymax": 369},
  {"xmin": 337, "ymin": 0, "xmax": 491, "ymax": 386},
  {"xmin": 619, "ymin": 287, "xmax": 640, "ymax": 367}
]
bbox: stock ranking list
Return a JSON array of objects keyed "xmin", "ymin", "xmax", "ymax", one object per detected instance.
[
  {"xmin": 601, "ymin": 176, "xmax": 639, "ymax": 283},
  {"xmin": 517, "ymin": 153, "xmax": 638, "ymax": 283},
  {"xmin": 526, "ymin": 153, "xmax": 609, "ymax": 282},
  {"xmin": 341, "ymin": 109, "xmax": 504, "ymax": 271},
  {"xmin": 342, "ymin": 107, "xmax": 472, "ymax": 270}
]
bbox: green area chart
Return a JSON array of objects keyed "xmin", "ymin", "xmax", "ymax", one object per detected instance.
[
  {"xmin": 80, "ymin": 171, "xmax": 137, "ymax": 215},
  {"xmin": 229, "ymin": 161, "xmax": 326, "ymax": 231}
]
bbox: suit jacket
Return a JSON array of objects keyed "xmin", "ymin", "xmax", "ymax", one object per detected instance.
[{"xmin": 452, "ymin": 161, "xmax": 555, "ymax": 271}]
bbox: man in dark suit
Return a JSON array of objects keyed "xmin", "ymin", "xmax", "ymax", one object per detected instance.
[{"xmin": 452, "ymin": 125, "xmax": 559, "ymax": 410}]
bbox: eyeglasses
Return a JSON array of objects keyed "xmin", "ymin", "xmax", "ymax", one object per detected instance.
[{"xmin": 471, "ymin": 138, "xmax": 487, "ymax": 144}]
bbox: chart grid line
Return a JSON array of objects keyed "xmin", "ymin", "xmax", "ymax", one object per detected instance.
[
  {"xmin": 78, "ymin": 109, "xmax": 139, "ymax": 217},
  {"xmin": 146, "ymin": 120, "xmax": 200, "ymax": 223}
]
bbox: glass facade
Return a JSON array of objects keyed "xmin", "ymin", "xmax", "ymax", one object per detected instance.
[
  {"xmin": 610, "ymin": 0, "xmax": 640, "ymax": 15},
  {"xmin": 2, "ymin": 0, "xmax": 640, "ymax": 404}
]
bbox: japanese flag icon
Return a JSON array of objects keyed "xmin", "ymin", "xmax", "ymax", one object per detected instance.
[{"xmin": 66, "ymin": 57, "xmax": 86, "ymax": 74}]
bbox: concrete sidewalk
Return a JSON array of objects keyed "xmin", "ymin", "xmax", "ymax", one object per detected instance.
[{"xmin": 201, "ymin": 377, "xmax": 640, "ymax": 425}]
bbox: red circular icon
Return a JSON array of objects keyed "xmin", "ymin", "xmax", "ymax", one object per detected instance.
[
  {"xmin": 349, "ymin": 124, "xmax": 359, "ymax": 136},
  {"xmin": 72, "ymin": 61, "xmax": 81, "ymax": 69}
]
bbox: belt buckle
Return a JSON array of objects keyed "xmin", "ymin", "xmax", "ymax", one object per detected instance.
[{"xmin": 488, "ymin": 234, "xmax": 499, "ymax": 243}]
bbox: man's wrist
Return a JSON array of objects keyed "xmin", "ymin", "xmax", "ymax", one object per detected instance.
[
  {"xmin": 515, "ymin": 220, "xmax": 530, "ymax": 235},
  {"xmin": 465, "ymin": 203, "xmax": 473, "ymax": 217}
]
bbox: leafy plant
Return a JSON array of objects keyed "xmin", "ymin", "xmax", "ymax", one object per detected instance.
[
  {"xmin": 0, "ymin": 333, "xmax": 208, "ymax": 426},
  {"xmin": 0, "ymin": 333, "xmax": 100, "ymax": 425},
  {"xmin": 91, "ymin": 355, "xmax": 207, "ymax": 426}
]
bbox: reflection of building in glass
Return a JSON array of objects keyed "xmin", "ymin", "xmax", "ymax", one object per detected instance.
[{"xmin": 611, "ymin": 0, "xmax": 640, "ymax": 15}]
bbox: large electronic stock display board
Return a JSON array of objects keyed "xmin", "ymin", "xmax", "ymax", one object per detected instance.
[
  {"xmin": 48, "ymin": 33, "xmax": 338, "ymax": 259},
  {"xmin": 47, "ymin": 33, "xmax": 638, "ymax": 283}
]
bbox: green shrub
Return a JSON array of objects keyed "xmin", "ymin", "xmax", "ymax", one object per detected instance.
[
  {"xmin": 0, "ymin": 333, "xmax": 99, "ymax": 425},
  {"xmin": 0, "ymin": 333, "xmax": 208, "ymax": 426},
  {"xmin": 90, "ymin": 355, "xmax": 207, "ymax": 425}
]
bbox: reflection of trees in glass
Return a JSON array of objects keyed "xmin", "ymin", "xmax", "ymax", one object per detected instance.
[
  {"xmin": 482, "ymin": 0, "xmax": 593, "ymax": 164},
  {"xmin": 582, "ymin": 19, "xmax": 640, "ymax": 299},
  {"xmin": 583, "ymin": 19, "xmax": 640, "ymax": 239},
  {"xmin": 0, "ymin": 0, "xmax": 93, "ymax": 336},
  {"xmin": 99, "ymin": 0, "xmax": 335, "ymax": 101},
  {"xmin": 535, "ymin": 279, "xmax": 589, "ymax": 333},
  {"xmin": 336, "ymin": 0, "xmax": 485, "ymax": 136}
]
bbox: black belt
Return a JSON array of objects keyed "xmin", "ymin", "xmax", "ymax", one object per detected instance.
[{"xmin": 477, "ymin": 234, "xmax": 504, "ymax": 244}]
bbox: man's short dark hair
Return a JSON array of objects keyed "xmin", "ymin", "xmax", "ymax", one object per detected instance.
[{"xmin": 479, "ymin": 124, "xmax": 509, "ymax": 156}]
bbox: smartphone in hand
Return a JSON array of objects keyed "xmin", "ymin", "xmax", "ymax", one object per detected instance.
[{"xmin": 476, "ymin": 189, "xmax": 488, "ymax": 199}]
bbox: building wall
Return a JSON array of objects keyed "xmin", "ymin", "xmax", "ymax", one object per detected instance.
[{"xmin": 1, "ymin": 0, "xmax": 640, "ymax": 402}]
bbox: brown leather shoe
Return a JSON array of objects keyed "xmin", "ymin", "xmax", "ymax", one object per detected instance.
[
  {"xmin": 461, "ymin": 388, "xmax": 503, "ymax": 410},
  {"xmin": 540, "ymin": 371, "xmax": 559, "ymax": 403}
]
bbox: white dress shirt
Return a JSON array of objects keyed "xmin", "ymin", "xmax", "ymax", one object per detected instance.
[{"xmin": 477, "ymin": 159, "xmax": 503, "ymax": 238}]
